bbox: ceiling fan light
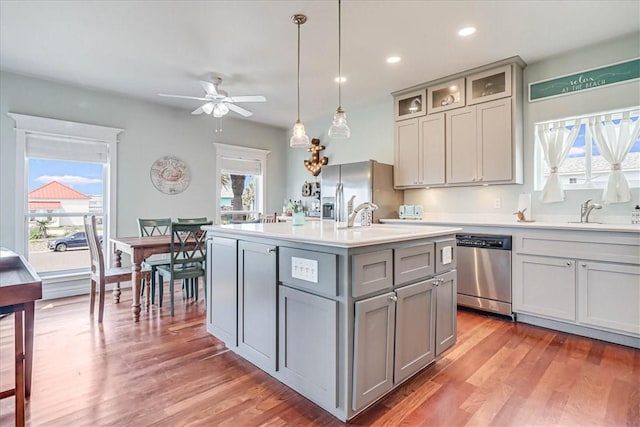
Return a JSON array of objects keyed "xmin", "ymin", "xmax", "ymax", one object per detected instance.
[
  {"xmin": 328, "ymin": 109, "xmax": 350, "ymax": 139},
  {"xmin": 202, "ymin": 103, "xmax": 214, "ymax": 115},
  {"xmin": 212, "ymin": 103, "xmax": 229, "ymax": 118},
  {"xmin": 290, "ymin": 120, "xmax": 311, "ymax": 147}
]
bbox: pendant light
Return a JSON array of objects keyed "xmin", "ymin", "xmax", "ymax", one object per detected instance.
[
  {"xmin": 290, "ymin": 14, "xmax": 311, "ymax": 148},
  {"xmin": 328, "ymin": 0, "xmax": 350, "ymax": 139}
]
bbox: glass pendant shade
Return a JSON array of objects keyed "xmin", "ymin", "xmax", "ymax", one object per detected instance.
[
  {"xmin": 328, "ymin": 0, "xmax": 350, "ymax": 139},
  {"xmin": 290, "ymin": 120, "xmax": 310, "ymax": 147},
  {"xmin": 328, "ymin": 108, "xmax": 350, "ymax": 138}
]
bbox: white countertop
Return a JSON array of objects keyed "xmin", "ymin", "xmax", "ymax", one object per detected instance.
[
  {"xmin": 380, "ymin": 217, "xmax": 640, "ymax": 233},
  {"xmin": 203, "ymin": 221, "xmax": 461, "ymax": 248}
]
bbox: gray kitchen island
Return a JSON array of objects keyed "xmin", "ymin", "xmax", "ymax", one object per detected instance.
[{"xmin": 203, "ymin": 221, "xmax": 461, "ymax": 421}]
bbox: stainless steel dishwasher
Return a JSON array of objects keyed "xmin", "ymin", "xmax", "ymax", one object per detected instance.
[{"xmin": 456, "ymin": 233, "xmax": 513, "ymax": 317}]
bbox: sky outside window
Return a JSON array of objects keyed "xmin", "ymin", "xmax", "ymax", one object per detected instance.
[{"xmin": 29, "ymin": 159, "xmax": 103, "ymax": 194}]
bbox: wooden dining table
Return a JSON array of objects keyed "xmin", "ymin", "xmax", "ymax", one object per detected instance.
[
  {"xmin": 111, "ymin": 235, "xmax": 173, "ymax": 322},
  {"xmin": 0, "ymin": 248, "xmax": 42, "ymax": 427}
]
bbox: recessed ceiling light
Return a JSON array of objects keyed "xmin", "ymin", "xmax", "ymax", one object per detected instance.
[
  {"xmin": 334, "ymin": 76, "xmax": 347, "ymax": 83},
  {"xmin": 386, "ymin": 56, "xmax": 401, "ymax": 64},
  {"xmin": 458, "ymin": 27, "xmax": 476, "ymax": 37}
]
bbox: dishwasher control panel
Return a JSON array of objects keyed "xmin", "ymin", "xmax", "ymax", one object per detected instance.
[{"xmin": 456, "ymin": 234, "xmax": 512, "ymax": 250}]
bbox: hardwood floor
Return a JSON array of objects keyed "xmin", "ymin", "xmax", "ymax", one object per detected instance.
[{"xmin": 1, "ymin": 290, "xmax": 638, "ymax": 426}]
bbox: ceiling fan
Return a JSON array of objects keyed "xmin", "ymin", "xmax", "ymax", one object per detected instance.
[{"xmin": 158, "ymin": 77, "xmax": 266, "ymax": 118}]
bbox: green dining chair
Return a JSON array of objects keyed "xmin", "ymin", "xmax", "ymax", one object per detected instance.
[
  {"xmin": 137, "ymin": 218, "xmax": 172, "ymax": 306},
  {"xmin": 156, "ymin": 221, "xmax": 212, "ymax": 316}
]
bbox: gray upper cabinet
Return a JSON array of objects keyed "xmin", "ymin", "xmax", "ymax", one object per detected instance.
[
  {"xmin": 392, "ymin": 57, "xmax": 524, "ymax": 188},
  {"xmin": 207, "ymin": 236, "xmax": 238, "ymax": 347},
  {"xmin": 394, "ymin": 89, "xmax": 426, "ymax": 121},
  {"xmin": 447, "ymin": 98, "xmax": 514, "ymax": 184},
  {"xmin": 466, "ymin": 64, "xmax": 512, "ymax": 105},
  {"xmin": 238, "ymin": 240, "xmax": 277, "ymax": 372},
  {"xmin": 394, "ymin": 114, "xmax": 445, "ymax": 188}
]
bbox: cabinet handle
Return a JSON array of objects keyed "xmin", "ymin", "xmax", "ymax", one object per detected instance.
[
  {"xmin": 566, "ymin": 261, "xmax": 571, "ymax": 266},
  {"xmin": 472, "ymin": 178, "xmax": 476, "ymax": 182},
  {"xmin": 581, "ymin": 263, "xmax": 587, "ymax": 267},
  {"xmin": 388, "ymin": 294, "xmax": 398, "ymax": 302},
  {"xmin": 267, "ymin": 248, "xmax": 276, "ymax": 253}
]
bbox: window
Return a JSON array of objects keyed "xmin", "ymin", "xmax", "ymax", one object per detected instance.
[
  {"xmin": 213, "ymin": 143, "xmax": 270, "ymax": 224},
  {"xmin": 10, "ymin": 113, "xmax": 121, "ymax": 279},
  {"xmin": 535, "ymin": 107, "xmax": 640, "ymax": 191}
]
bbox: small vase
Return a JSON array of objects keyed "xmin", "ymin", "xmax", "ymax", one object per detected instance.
[{"xmin": 292, "ymin": 212, "xmax": 305, "ymax": 226}]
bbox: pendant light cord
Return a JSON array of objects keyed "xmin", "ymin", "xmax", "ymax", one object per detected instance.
[
  {"xmin": 337, "ymin": 0, "xmax": 342, "ymax": 109},
  {"xmin": 297, "ymin": 20, "xmax": 301, "ymax": 121}
]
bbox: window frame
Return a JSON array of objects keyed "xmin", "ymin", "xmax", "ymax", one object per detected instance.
[
  {"xmin": 534, "ymin": 107, "xmax": 640, "ymax": 191},
  {"xmin": 213, "ymin": 143, "xmax": 270, "ymax": 224},
  {"xmin": 9, "ymin": 113, "xmax": 122, "ymax": 277}
]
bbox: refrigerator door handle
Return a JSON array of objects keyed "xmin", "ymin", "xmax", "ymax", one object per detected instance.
[{"xmin": 335, "ymin": 183, "xmax": 345, "ymax": 224}]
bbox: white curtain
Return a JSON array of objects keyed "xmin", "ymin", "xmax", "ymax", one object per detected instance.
[
  {"xmin": 589, "ymin": 112, "xmax": 640, "ymax": 204},
  {"xmin": 536, "ymin": 119, "xmax": 581, "ymax": 203}
]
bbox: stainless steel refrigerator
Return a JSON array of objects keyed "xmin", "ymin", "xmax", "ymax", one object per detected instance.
[{"xmin": 320, "ymin": 160, "xmax": 403, "ymax": 224}]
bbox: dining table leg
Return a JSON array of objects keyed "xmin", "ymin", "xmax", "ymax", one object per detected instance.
[
  {"xmin": 131, "ymin": 254, "xmax": 143, "ymax": 322},
  {"xmin": 112, "ymin": 249, "xmax": 123, "ymax": 303}
]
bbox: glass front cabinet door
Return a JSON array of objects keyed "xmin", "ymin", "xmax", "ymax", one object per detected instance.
[
  {"xmin": 427, "ymin": 78, "xmax": 466, "ymax": 114},
  {"xmin": 466, "ymin": 65, "xmax": 512, "ymax": 105},
  {"xmin": 394, "ymin": 89, "xmax": 426, "ymax": 121}
]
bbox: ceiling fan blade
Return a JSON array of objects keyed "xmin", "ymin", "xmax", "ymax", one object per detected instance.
[
  {"xmin": 159, "ymin": 93, "xmax": 208, "ymax": 101},
  {"xmin": 227, "ymin": 95, "xmax": 266, "ymax": 103},
  {"xmin": 191, "ymin": 106, "xmax": 204, "ymax": 115},
  {"xmin": 200, "ymin": 81, "xmax": 218, "ymax": 96},
  {"xmin": 227, "ymin": 103, "xmax": 253, "ymax": 117}
]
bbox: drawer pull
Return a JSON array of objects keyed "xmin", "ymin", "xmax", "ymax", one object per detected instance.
[
  {"xmin": 581, "ymin": 263, "xmax": 587, "ymax": 267},
  {"xmin": 566, "ymin": 261, "xmax": 571, "ymax": 266},
  {"xmin": 267, "ymin": 248, "xmax": 276, "ymax": 253},
  {"xmin": 388, "ymin": 294, "xmax": 398, "ymax": 302}
]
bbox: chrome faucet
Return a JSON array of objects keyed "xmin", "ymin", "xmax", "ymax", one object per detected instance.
[
  {"xmin": 580, "ymin": 199, "xmax": 602, "ymax": 223},
  {"xmin": 347, "ymin": 202, "xmax": 379, "ymax": 227}
]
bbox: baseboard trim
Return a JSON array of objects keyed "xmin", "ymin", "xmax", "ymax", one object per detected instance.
[{"xmin": 516, "ymin": 313, "xmax": 640, "ymax": 349}]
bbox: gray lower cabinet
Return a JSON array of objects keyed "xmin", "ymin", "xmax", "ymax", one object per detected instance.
[
  {"xmin": 435, "ymin": 270, "xmax": 457, "ymax": 355},
  {"xmin": 207, "ymin": 236, "xmax": 238, "ymax": 346},
  {"xmin": 352, "ymin": 291, "xmax": 396, "ymax": 411},
  {"xmin": 238, "ymin": 240, "xmax": 277, "ymax": 372},
  {"xmin": 394, "ymin": 280, "xmax": 436, "ymax": 383},
  {"xmin": 353, "ymin": 270, "xmax": 457, "ymax": 413},
  {"xmin": 278, "ymin": 285, "xmax": 338, "ymax": 409}
]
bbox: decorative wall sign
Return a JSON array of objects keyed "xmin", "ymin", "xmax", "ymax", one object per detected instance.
[
  {"xmin": 150, "ymin": 155, "xmax": 192, "ymax": 195},
  {"xmin": 304, "ymin": 138, "xmax": 329, "ymax": 176},
  {"xmin": 529, "ymin": 58, "xmax": 640, "ymax": 102}
]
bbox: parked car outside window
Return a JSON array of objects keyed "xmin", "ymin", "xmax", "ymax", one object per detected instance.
[{"xmin": 47, "ymin": 231, "xmax": 102, "ymax": 252}]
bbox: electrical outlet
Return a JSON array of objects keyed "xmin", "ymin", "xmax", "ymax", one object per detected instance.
[{"xmin": 494, "ymin": 198, "xmax": 502, "ymax": 209}]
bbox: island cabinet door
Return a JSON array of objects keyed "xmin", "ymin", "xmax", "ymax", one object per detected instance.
[
  {"xmin": 435, "ymin": 270, "xmax": 457, "ymax": 356},
  {"xmin": 207, "ymin": 237, "xmax": 238, "ymax": 347},
  {"xmin": 394, "ymin": 280, "xmax": 436, "ymax": 384},
  {"xmin": 352, "ymin": 291, "xmax": 396, "ymax": 412},
  {"xmin": 278, "ymin": 286, "xmax": 338, "ymax": 409},
  {"xmin": 238, "ymin": 240, "xmax": 277, "ymax": 372}
]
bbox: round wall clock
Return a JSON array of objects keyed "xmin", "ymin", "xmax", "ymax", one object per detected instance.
[{"xmin": 150, "ymin": 155, "xmax": 192, "ymax": 195}]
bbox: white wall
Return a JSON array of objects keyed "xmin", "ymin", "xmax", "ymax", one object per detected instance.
[
  {"xmin": 0, "ymin": 71, "xmax": 288, "ymax": 250},
  {"xmin": 286, "ymin": 33, "xmax": 640, "ymax": 222}
]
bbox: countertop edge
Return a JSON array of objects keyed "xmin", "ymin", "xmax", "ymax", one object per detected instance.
[
  {"xmin": 202, "ymin": 223, "xmax": 462, "ymax": 248},
  {"xmin": 379, "ymin": 218, "xmax": 640, "ymax": 233}
]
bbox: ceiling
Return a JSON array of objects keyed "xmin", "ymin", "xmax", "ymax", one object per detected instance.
[{"xmin": 1, "ymin": 1, "xmax": 639, "ymax": 130}]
